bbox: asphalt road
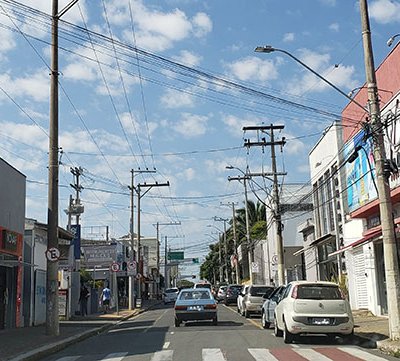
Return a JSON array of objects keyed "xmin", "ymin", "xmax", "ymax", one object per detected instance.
[{"xmin": 42, "ymin": 303, "xmax": 398, "ymax": 361}]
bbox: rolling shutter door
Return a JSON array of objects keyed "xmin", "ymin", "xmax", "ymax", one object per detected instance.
[{"xmin": 353, "ymin": 247, "xmax": 368, "ymax": 308}]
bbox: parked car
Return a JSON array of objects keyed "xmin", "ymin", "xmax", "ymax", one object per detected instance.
[
  {"xmin": 237, "ymin": 285, "xmax": 249, "ymax": 314},
  {"xmin": 163, "ymin": 287, "xmax": 179, "ymax": 304},
  {"xmin": 224, "ymin": 284, "xmax": 242, "ymax": 305},
  {"xmin": 174, "ymin": 288, "xmax": 218, "ymax": 327},
  {"xmin": 242, "ymin": 285, "xmax": 275, "ymax": 318},
  {"xmin": 274, "ymin": 281, "xmax": 354, "ymax": 344},
  {"xmin": 216, "ymin": 285, "xmax": 227, "ymax": 302},
  {"xmin": 261, "ymin": 286, "xmax": 286, "ymax": 329}
]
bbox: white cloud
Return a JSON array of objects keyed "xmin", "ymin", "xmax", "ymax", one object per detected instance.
[
  {"xmin": 175, "ymin": 50, "xmax": 202, "ymax": 67},
  {"xmin": 224, "ymin": 56, "xmax": 278, "ymax": 82},
  {"xmin": 283, "ymin": 33, "xmax": 295, "ymax": 43},
  {"xmin": 0, "ymin": 28, "xmax": 16, "ymax": 56},
  {"xmin": 369, "ymin": 0, "xmax": 400, "ymax": 24},
  {"xmin": 192, "ymin": 12, "xmax": 213, "ymax": 37},
  {"xmin": 329, "ymin": 23, "xmax": 340, "ymax": 32},
  {"xmin": 221, "ymin": 114, "xmax": 263, "ymax": 137},
  {"xmin": 172, "ymin": 113, "xmax": 209, "ymax": 137},
  {"xmin": 161, "ymin": 89, "xmax": 195, "ymax": 108},
  {"xmin": 0, "ymin": 71, "xmax": 49, "ymax": 102},
  {"xmin": 180, "ymin": 167, "xmax": 196, "ymax": 181},
  {"xmin": 283, "ymin": 132, "xmax": 306, "ymax": 155}
]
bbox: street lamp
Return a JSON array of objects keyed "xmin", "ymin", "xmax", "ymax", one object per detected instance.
[
  {"xmin": 254, "ymin": 45, "xmax": 366, "ymax": 111},
  {"xmin": 387, "ymin": 34, "xmax": 400, "ymax": 47},
  {"xmin": 348, "ymin": 86, "xmax": 393, "ymax": 99}
]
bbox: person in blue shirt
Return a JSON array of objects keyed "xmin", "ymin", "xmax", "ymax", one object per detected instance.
[{"xmin": 101, "ymin": 285, "xmax": 111, "ymax": 314}]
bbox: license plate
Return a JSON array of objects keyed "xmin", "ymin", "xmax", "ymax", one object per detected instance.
[
  {"xmin": 188, "ymin": 305, "xmax": 204, "ymax": 311},
  {"xmin": 311, "ymin": 318, "xmax": 330, "ymax": 325}
]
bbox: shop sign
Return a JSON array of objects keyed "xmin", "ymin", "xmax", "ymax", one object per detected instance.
[
  {"xmin": 1, "ymin": 229, "xmax": 18, "ymax": 252},
  {"xmin": 59, "ymin": 289, "xmax": 68, "ymax": 317}
]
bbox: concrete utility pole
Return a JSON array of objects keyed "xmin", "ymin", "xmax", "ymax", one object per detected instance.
[
  {"xmin": 360, "ymin": 0, "xmax": 400, "ymax": 340},
  {"xmin": 136, "ymin": 181, "xmax": 169, "ymax": 301},
  {"xmin": 46, "ymin": 0, "xmax": 78, "ymax": 337},
  {"xmin": 214, "ymin": 217, "xmax": 229, "ymax": 282},
  {"xmin": 70, "ymin": 167, "xmax": 84, "ymax": 225},
  {"xmin": 221, "ymin": 202, "xmax": 240, "ymax": 284},
  {"xmin": 128, "ymin": 168, "xmax": 156, "ymax": 309},
  {"xmin": 244, "ymin": 125, "xmax": 286, "ymax": 286}
]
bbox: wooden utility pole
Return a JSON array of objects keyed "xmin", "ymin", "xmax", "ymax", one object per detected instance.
[{"xmin": 360, "ymin": 0, "xmax": 400, "ymax": 340}]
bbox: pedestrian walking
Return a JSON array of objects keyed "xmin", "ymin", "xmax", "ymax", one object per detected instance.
[
  {"xmin": 78, "ymin": 284, "xmax": 90, "ymax": 316},
  {"xmin": 101, "ymin": 285, "xmax": 111, "ymax": 313}
]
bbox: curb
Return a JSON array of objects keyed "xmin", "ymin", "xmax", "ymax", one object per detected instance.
[{"xmin": 8, "ymin": 302, "xmax": 162, "ymax": 361}]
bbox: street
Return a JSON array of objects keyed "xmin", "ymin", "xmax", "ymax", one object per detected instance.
[{"xmin": 41, "ymin": 304, "xmax": 398, "ymax": 361}]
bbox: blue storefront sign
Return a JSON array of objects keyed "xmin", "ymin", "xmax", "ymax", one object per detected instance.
[{"xmin": 70, "ymin": 224, "xmax": 81, "ymax": 260}]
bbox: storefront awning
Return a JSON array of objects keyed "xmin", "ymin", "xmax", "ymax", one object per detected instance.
[
  {"xmin": 293, "ymin": 233, "xmax": 334, "ymax": 256},
  {"xmin": 328, "ymin": 228, "xmax": 382, "ymax": 258}
]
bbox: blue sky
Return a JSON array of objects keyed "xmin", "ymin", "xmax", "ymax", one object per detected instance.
[{"xmin": 1, "ymin": 0, "xmax": 400, "ymax": 277}]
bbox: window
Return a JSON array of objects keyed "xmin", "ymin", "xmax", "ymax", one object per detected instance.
[{"xmin": 297, "ymin": 285, "xmax": 341, "ymax": 300}]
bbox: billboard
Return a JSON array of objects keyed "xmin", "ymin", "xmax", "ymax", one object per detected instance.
[{"xmin": 345, "ymin": 130, "xmax": 377, "ymax": 212}]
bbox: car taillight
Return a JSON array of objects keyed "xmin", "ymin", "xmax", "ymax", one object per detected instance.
[
  {"xmin": 174, "ymin": 305, "xmax": 187, "ymax": 310},
  {"xmin": 291, "ymin": 285, "xmax": 298, "ymax": 299},
  {"xmin": 204, "ymin": 304, "xmax": 217, "ymax": 309}
]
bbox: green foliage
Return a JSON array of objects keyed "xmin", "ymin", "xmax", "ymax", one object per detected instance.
[
  {"xmin": 80, "ymin": 269, "xmax": 93, "ymax": 285},
  {"xmin": 177, "ymin": 279, "xmax": 194, "ymax": 288}
]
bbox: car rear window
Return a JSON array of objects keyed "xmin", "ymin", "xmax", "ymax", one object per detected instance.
[
  {"xmin": 250, "ymin": 286, "xmax": 273, "ymax": 297},
  {"xmin": 179, "ymin": 290, "xmax": 211, "ymax": 300},
  {"xmin": 297, "ymin": 285, "xmax": 342, "ymax": 300},
  {"xmin": 165, "ymin": 288, "xmax": 178, "ymax": 293},
  {"xmin": 195, "ymin": 283, "xmax": 211, "ymax": 289}
]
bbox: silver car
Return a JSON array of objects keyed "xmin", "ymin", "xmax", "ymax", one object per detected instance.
[
  {"xmin": 261, "ymin": 286, "xmax": 285, "ymax": 329},
  {"xmin": 242, "ymin": 285, "xmax": 274, "ymax": 318},
  {"xmin": 163, "ymin": 287, "xmax": 179, "ymax": 304},
  {"xmin": 174, "ymin": 288, "xmax": 218, "ymax": 327}
]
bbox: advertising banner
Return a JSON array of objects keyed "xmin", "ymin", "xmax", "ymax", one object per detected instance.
[{"xmin": 70, "ymin": 224, "xmax": 81, "ymax": 260}]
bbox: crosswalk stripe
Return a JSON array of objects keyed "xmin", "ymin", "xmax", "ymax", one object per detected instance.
[
  {"xmin": 150, "ymin": 350, "xmax": 174, "ymax": 361},
  {"xmin": 202, "ymin": 348, "xmax": 227, "ymax": 361},
  {"xmin": 338, "ymin": 347, "xmax": 389, "ymax": 361},
  {"xmin": 248, "ymin": 348, "xmax": 279, "ymax": 361},
  {"xmin": 295, "ymin": 349, "xmax": 333, "ymax": 361},
  {"xmin": 102, "ymin": 353, "xmax": 128, "ymax": 361}
]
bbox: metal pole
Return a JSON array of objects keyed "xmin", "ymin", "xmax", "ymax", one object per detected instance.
[
  {"xmin": 223, "ymin": 220, "xmax": 229, "ymax": 282},
  {"xmin": 360, "ymin": 0, "xmax": 400, "ymax": 340},
  {"xmin": 270, "ymin": 126, "xmax": 285, "ymax": 286},
  {"xmin": 164, "ymin": 236, "xmax": 168, "ymax": 287},
  {"xmin": 46, "ymin": 0, "xmax": 59, "ymax": 336},
  {"xmin": 218, "ymin": 234, "xmax": 223, "ymax": 282},
  {"xmin": 129, "ymin": 169, "xmax": 135, "ymax": 309},
  {"xmin": 137, "ymin": 185, "xmax": 141, "ymax": 301},
  {"xmin": 232, "ymin": 203, "xmax": 240, "ymax": 284}
]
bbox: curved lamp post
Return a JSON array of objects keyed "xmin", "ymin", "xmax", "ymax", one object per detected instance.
[
  {"xmin": 254, "ymin": 45, "xmax": 366, "ymax": 112},
  {"xmin": 387, "ymin": 34, "xmax": 400, "ymax": 47}
]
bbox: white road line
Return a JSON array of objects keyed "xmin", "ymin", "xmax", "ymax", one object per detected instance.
[
  {"xmin": 150, "ymin": 350, "xmax": 174, "ymax": 361},
  {"xmin": 202, "ymin": 348, "xmax": 227, "ymax": 361},
  {"xmin": 290, "ymin": 344, "xmax": 300, "ymax": 348},
  {"xmin": 163, "ymin": 341, "xmax": 170, "ymax": 349},
  {"xmin": 55, "ymin": 357, "xmax": 81, "ymax": 361},
  {"xmin": 339, "ymin": 347, "xmax": 389, "ymax": 361},
  {"xmin": 102, "ymin": 352, "xmax": 128, "ymax": 361},
  {"xmin": 295, "ymin": 348, "xmax": 332, "ymax": 361},
  {"xmin": 248, "ymin": 348, "xmax": 279, "ymax": 361},
  {"xmin": 144, "ymin": 309, "xmax": 169, "ymax": 333}
]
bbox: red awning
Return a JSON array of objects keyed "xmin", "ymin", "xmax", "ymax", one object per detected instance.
[{"xmin": 328, "ymin": 228, "xmax": 382, "ymax": 258}]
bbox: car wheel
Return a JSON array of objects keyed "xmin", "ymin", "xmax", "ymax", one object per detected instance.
[
  {"xmin": 341, "ymin": 330, "xmax": 354, "ymax": 343},
  {"xmin": 283, "ymin": 321, "xmax": 295, "ymax": 344},
  {"xmin": 244, "ymin": 308, "xmax": 250, "ymax": 318},
  {"xmin": 326, "ymin": 334, "xmax": 336, "ymax": 343},
  {"xmin": 174, "ymin": 318, "xmax": 180, "ymax": 327},
  {"xmin": 261, "ymin": 312, "xmax": 270, "ymax": 329},
  {"xmin": 212, "ymin": 316, "xmax": 218, "ymax": 326},
  {"xmin": 274, "ymin": 316, "xmax": 283, "ymax": 337}
]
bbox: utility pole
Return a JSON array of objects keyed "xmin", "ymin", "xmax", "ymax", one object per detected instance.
[
  {"xmin": 128, "ymin": 168, "xmax": 156, "ymax": 309},
  {"xmin": 218, "ymin": 233, "xmax": 223, "ymax": 282},
  {"xmin": 70, "ymin": 167, "xmax": 84, "ymax": 225},
  {"xmin": 360, "ymin": 0, "xmax": 400, "ymax": 340},
  {"xmin": 214, "ymin": 217, "xmax": 229, "ymax": 282},
  {"xmin": 164, "ymin": 235, "xmax": 168, "ymax": 287},
  {"xmin": 244, "ymin": 124, "xmax": 286, "ymax": 286},
  {"xmin": 46, "ymin": 0, "xmax": 78, "ymax": 337},
  {"xmin": 136, "ymin": 181, "xmax": 169, "ymax": 301},
  {"xmin": 221, "ymin": 202, "xmax": 240, "ymax": 284}
]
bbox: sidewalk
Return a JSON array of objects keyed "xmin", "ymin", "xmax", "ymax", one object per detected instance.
[
  {"xmin": 1, "ymin": 300, "xmax": 161, "ymax": 361},
  {"xmin": 353, "ymin": 309, "xmax": 400, "ymax": 357}
]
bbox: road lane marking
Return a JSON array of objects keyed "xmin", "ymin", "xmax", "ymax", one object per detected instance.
[
  {"xmin": 150, "ymin": 350, "xmax": 173, "ymax": 361},
  {"xmin": 202, "ymin": 348, "xmax": 226, "ymax": 361},
  {"xmin": 163, "ymin": 341, "xmax": 170, "ymax": 349},
  {"xmin": 248, "ymin": 348, "xmax": 279, "ymax": 361},
  {"xmin": 102, "ymin": 352, "xmax": 128, "ymax": 361},
  {"xmin": 338, "ymin": 347, "xmax": 388, "ymax": 361},
  {"xmin": 222, "ymin": 304, "xmax": 263, "ymax": 329},
  {"xmin": 144, "ymin": 309, "xmax": 169, "ymax": 333},
  {"xmin": 295, "ymin": 348, "xmax": 332, "ymax": 360}
]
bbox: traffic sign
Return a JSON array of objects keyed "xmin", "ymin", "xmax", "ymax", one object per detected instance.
[
  {"xmin": 110, "ymin": 262, "xmax": 120, "ymax": 272},
  {"xmin": 127, "ymin": 261, "xmax": 136, "ymax": 270},
  {"xmin": 45, "ymin": 247, "xmax": 60, "ymax": 262},
  {"xmin": 168, "ymin": 251, "xmax": 184, "ymax": 260}
]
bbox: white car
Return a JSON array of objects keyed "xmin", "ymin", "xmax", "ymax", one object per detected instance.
[
  {"xmin": 163, "ymin": 287, "xmax": 179, "ymax": 304},
  {"xmin": 274, "ymin": 281, "xmax": 354, "ymax": 344},
  {"xmin": 237, "ymin": 285, "xmax": 249, "ymax": 313}
]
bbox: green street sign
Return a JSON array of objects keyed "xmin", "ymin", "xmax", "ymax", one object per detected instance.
[{"xmin": 168, "ymin": 251, "xmax": 184, "ymax": 260}]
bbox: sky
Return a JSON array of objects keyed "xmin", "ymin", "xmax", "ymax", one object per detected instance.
[{"xmin": 1, "ymin": 0, "xmax": 400, "ymax": 278}]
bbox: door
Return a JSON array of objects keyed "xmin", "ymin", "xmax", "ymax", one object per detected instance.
[
  {"xmin": 375, "ymin": 242, "xmax": 388, "ymax": 315},
  {"xmin": 0, "ymin": 266, "xmax": 6, "ymax": 329}
]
